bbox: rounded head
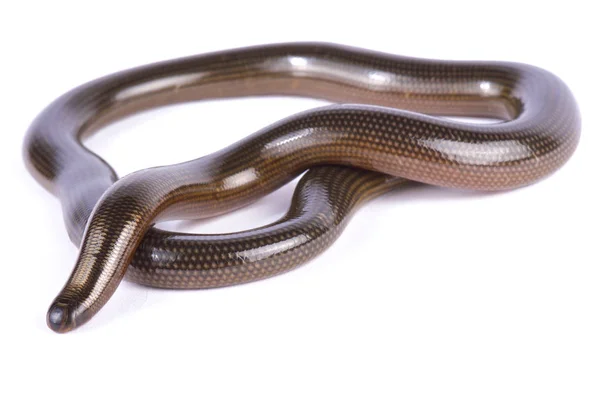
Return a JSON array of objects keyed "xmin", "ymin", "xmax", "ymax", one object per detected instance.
[{"xmin": 47, "ymin": 302, "xmax": 78, "ymax": 333}]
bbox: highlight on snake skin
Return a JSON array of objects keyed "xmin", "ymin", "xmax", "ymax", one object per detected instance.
[{"xmin": 23, "ymin": 43, "xmax": 580, "ymax": 333}]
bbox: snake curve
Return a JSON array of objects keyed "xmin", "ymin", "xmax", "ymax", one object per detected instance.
[{"xmin": 23, "ymin": 43, "xmax": 580, "ymax": 333}]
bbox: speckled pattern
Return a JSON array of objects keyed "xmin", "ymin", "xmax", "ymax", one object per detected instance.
[
  {"xmin": 23, "ymin": 43, "xmax": 580, "ymax": 332},
  {"xmin": 129, "ymin": 167, "xmax": 406, "ymax": 289}
]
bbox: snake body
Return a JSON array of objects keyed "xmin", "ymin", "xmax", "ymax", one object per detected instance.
[{"xmin": 23, "ymin": 43, "xmax": 580, "ymax": 333}]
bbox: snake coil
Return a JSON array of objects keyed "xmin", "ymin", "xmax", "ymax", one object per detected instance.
[{"xmin": 23, "ymin": 43, "xmax": 580, "ymax": 333}]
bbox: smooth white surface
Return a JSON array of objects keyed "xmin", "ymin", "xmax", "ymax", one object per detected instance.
[{"xmin": 2, "ymin": 1, "xmax": 598, "ymax": 399}]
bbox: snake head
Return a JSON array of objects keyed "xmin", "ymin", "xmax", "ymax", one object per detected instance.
[{"xmin": 47, "ymin": 301, "xmax": 78, "ymax": 333}]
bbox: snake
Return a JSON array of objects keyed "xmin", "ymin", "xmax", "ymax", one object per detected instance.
[{"xmin": 23, "ymin": 43, "xmax": 580, "ymax": 333}]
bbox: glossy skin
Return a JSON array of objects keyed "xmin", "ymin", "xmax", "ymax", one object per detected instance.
[
  {"xmin": 23, "ymin": 43, "xmax": 580, "ymax": 333},
  {"xmin": 129, "ymin": 167, "xmax": 407, "ymax": 289}
]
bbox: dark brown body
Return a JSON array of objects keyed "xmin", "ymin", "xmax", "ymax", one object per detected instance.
[{"xmin": 23, "ymin": 43, "xmax": 580, "ymax": 332}]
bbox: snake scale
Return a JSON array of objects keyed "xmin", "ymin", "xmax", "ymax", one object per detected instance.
[{"xmin": 23, "ymin": 43, "xmax": 580, "ymax": 333}]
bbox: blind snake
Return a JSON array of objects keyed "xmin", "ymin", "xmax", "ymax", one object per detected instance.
[{"xmin": 23, "ymin": 43, "xmax": 580, "ymax": 333}]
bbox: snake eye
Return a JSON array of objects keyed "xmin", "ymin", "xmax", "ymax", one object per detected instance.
[{"xmin": 47, "ymin": 302, "xmax": 75, "ymax": 333}]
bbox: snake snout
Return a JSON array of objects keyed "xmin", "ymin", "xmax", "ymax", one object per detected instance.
[{"xmin": 46, "ymin": 301, "xmax": 77, "ymax": 333}]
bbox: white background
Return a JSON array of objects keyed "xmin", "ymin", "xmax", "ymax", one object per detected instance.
[{"xmin": 2, "ymin": 1, "xmax": 598, "ymax": 399}]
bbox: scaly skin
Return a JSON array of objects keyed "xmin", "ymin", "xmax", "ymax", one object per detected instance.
[{"xmin": 23, "ymin": 43, "xmax": 580, "ymax": 332}]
